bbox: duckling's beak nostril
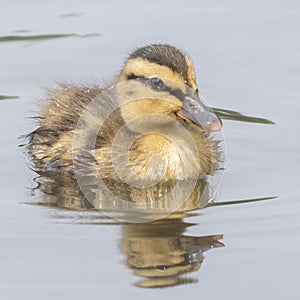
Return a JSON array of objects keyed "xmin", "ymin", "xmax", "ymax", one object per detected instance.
[{"xmin": 177, "ymin": 96, "xmax": 223, "ymax": 132}]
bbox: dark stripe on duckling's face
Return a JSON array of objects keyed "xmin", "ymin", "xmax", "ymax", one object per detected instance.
[{"xmin": 127, "ymin": 73, "xmax": 187, "ymax": 102}]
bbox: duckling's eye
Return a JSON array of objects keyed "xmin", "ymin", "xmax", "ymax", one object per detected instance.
[{"xmin": 150, "ymin": 77, "xmax": 165, "ymax": 90}]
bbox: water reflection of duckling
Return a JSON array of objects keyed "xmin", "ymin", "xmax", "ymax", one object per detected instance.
[
  {"xmin": 30, "ymin": 174, "xmax": 224, "ymax": 288},
  {"xmin": 122, "ymin": 218, "xmax": 224, "ymax": 288},
  {"xmin": 32, "ymin": 173, "xmax": 211, "ymax": 213},
  {"xmin": 28, "ymin": 44, "xmax": 222, "ymax": 180}
]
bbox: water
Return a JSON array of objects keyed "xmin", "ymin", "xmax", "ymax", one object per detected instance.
[{"xmin": 1, "ymin": 0, "xmax": 300, "ymax": 299}]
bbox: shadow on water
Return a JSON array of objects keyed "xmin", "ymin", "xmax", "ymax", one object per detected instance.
[
  {"xmin": 0, "ymin": 33, "xmax": 100, "ymax": 43},
  {"xmin": 57, "ymin": 13, "xmax": 84, "ymax": 19},
  {"xmin": 0, "ymin": 95, "xmax": 19, "ymax": 100},
  {"xmin": 212, "ymin": 107, "xmax": 275, "ymax": 125}
]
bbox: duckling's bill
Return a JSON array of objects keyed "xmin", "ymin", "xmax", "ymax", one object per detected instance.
[{"xmin": 176, "ymin": 96, "xmax": 222, "ymax": 132}]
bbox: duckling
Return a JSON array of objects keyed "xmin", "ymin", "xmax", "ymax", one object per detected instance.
[{"xmin": 28, "ymin": 44, "xmax": 222, "ymax": 180}]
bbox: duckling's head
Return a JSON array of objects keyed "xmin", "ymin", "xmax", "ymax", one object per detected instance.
[{"xmin": 117, "ymin": 44, "xmax": 222, "ymax": 132}]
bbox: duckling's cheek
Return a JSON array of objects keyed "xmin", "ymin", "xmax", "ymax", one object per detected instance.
[{"xmin": 119, "ymin": 99, "xmax": 181, "ymax": 133}]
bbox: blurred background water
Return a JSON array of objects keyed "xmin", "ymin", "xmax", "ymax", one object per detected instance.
[{"xmin": 1, "ymin": 0, "xmax": 300, "ymax": 299}]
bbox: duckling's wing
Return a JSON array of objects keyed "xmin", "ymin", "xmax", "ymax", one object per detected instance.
[{"xmin": 28, "ymin": 84, "xmax": 104, "ymax": 171}]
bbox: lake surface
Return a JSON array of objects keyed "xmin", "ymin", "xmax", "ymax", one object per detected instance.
[{"xmin": 1, "ymin": 0, "xmax": 300, "ymax": 299}]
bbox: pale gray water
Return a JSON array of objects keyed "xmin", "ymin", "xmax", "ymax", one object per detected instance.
[{"xmin": 1, "ymin": 0, "xmax": 300, "ymax": 299}]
